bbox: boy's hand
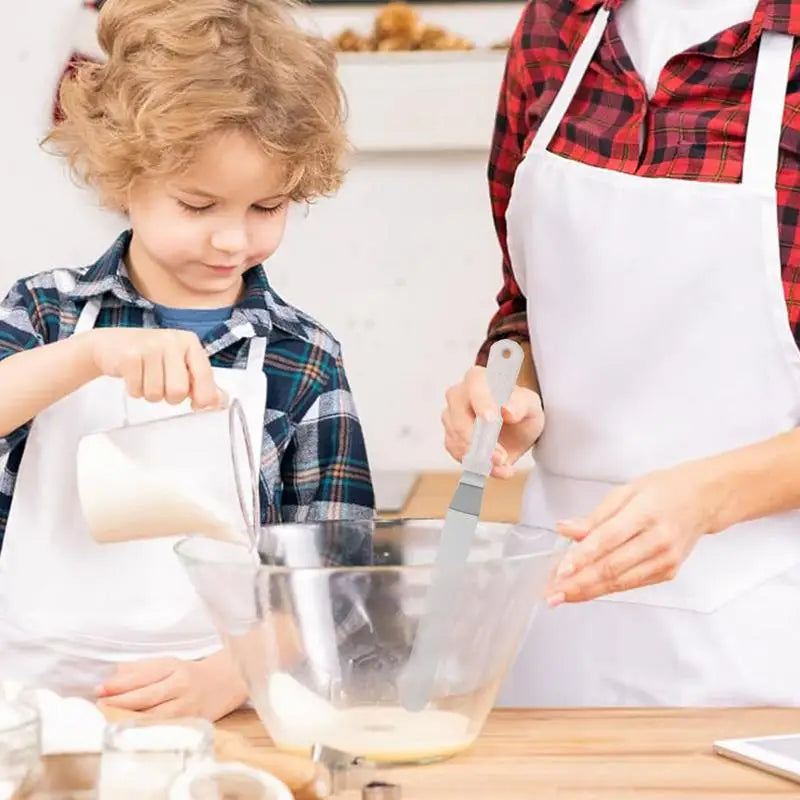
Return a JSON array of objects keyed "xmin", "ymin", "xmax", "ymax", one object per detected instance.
[
  {"xmin": 96, "ymin": 652, "xmax": 248, "ymax": 721},
  {"xmin": 443, "ymin": 365, "xmax": 544, "ymax": 479},
  {"xmin": 87, "ymin": 328, "xmax": 224, "ymax": 410}
]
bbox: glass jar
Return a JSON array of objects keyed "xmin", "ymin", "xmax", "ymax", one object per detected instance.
[{"xmin": 97, "ymin": 717, "xmax": 214, "ymax": 800}]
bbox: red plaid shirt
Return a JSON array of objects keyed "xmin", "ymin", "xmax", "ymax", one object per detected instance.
[{"xmin": 480, "ymin": 0, "xmax": 800, "ymax": 363}]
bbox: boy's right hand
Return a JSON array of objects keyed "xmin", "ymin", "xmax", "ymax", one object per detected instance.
[
  {"xmin": 87, "ymin": 328, "xmax": 224, "ymax": 410},
  {"xmin": 443, "ymin": 365, "xmax": 545, "ymax": 479}
]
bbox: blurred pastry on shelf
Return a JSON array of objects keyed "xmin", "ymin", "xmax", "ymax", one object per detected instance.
[
  {"xmin": 417, "ymin": 24, "xmax": 473, "ymax": 52},
  {"xmin": 331, "ymin": 2, "xmax": 476, "ymax": 53},
  {"xmin": 374, "ymin": 1, "xmax": 419, "ymax": 44},
  {"xmin": 332, "ymin": 28, "xmax": 371, "ymax": 52}
]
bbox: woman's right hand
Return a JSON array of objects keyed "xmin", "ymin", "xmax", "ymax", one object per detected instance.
[
  {"xmin": 87, "ymin": 328, "xmax": 224, "ymax": 409},
  {"xmin": 443, "ymin": 364, "xmax": 544, "ymax": 479}
]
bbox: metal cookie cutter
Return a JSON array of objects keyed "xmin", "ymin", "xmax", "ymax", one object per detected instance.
[
  {"xmin": 311, "ymin": 744, "xmax": 402, "ymax": 798},
  {"xmin": 362, "ymin": 782, "xmax": 402, "ymax": 799}
]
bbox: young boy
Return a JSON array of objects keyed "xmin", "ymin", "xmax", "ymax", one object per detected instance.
[{"xmin": 0, "ymin": 0, "xmax": 374, "ymax": 719}]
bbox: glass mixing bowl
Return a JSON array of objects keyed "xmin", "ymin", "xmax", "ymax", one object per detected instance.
[{"xmin": 175, "ymin": 519, "xmax": 563, "ymax": 767}]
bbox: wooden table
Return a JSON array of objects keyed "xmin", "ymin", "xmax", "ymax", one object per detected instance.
[
  {"xmin": 381, "ymin": 470, "xmax": 529, "ymax": 522},
  {"xmin": 220, "ymin": 474, "xmax": 800, "ymax": 798},
  {"xmin": 219, "ymin": 707, "xmax": 800, "ymax": 798}
]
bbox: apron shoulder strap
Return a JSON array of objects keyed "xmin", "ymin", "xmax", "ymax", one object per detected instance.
[
  {"xmin": 529, "ymin": 7, "xmax": 611, "ymax": 154},
  {"xmin": 246, "ymin": 337, "xmax": 267, "ymax": 373},
  {"xmin": 741, "ymin": 32, "xmax": 795, "ymax": 193},
  {"xmin": 73, "ymin": 297, "xmax": 102, "ymax": 335}
]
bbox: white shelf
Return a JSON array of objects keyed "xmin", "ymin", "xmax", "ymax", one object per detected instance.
[
  {"xmin": 73, "ymin": 3, "xmax": 509, "ymax": 155},
  {"xmin": 336, "ymin": 50, "xmax": 507, "ymax": 153}
]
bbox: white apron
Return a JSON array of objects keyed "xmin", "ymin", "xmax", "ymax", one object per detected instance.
[
  {"xmin": 498, "ymin": 10, "xmax": 800, "ymax": 707},
  {"xmin": 0, "ymin": 297, "xmax": 267, "ymax": 697}
]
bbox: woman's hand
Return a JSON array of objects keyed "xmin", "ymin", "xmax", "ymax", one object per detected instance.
[
  {"xmin": 547, "ymin": 458, "xmax": 728, "ymax": 605},
  {"xmin": 443, "ymin": 364, "xmax": 544, "ymax": 478}
]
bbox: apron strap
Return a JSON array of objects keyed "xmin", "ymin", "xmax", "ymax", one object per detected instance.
[
  {"xmin": 741, "ymin": 32, "xmax": 795, "ymax": 193},
  {"xmin": 529, "ymin": 7, "xmax": 611, "ymax": 154},
  {"xmin": 246, "ymin": 337, "xmax": 267, "ymax": 373},
  {"xmin": 73, "ymin": 297, "xmax": 102, "ymax": 335}
]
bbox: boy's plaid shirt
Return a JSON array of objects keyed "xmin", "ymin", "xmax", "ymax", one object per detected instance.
[{"xmin": 0, "ymin": 231, "xmax": 375, "ymax": 547}]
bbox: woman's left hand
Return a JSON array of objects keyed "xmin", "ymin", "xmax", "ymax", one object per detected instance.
[{"xmin": 547, "ymin": 459, "xmax": 728, "ymax": 606}]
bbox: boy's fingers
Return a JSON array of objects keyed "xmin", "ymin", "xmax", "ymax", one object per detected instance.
[
  {"xmin": 96, "ymin": 659, "xmax": 174, "ymax": 697},
  {"xmin": 163, "ymin": 345, "xmax": 191, "ymax": 405},
  {"xmin": 99, "ymin": 678, "xmax": 176, "ymax": 712},
  {"xmin": 185, "ymin": 340, "xmax": 218, "ymax": 410}
]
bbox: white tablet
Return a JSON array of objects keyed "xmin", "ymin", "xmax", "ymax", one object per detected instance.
[{"xmin": 714, "ymin": 734, "xmax": 800, "ymax": 784}]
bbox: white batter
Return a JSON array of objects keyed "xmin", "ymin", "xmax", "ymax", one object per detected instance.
[{"xmin": 260, "ymin": 673, "xmax": 475, "ymax": 763}]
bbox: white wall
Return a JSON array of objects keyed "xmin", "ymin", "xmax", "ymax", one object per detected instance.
[{"xmin": 0, "ymin": 1, "xmax": 524, "ymax": 471}]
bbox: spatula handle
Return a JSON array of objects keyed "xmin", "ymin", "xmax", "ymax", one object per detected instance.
[{"xmin": 462, "ymin": 339, "xmax": 524, "ymax": 476}]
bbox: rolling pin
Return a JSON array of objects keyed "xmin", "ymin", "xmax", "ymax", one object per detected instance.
[{"xmin": 98, "ymin": 705, "xmax": 326, "ymax": 800}]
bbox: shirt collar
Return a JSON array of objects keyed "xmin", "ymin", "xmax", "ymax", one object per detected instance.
[
  {"xmin": 754, "ymin": 0, "xmax": 800, "ymax": 36},
  {"xmin": 69, "ymin": 230, "xmax": 144, "ymax": 306},
  {"xmin": 575, "ymin": 0, "xmax": 800, "ymax": 52},
  {"xmin": 573, "ymin": 1, "xmax": 623, "ymax": 11},
  {"xmin": 69, "ymin": 229, "xmax": 311, "ymax": 346},
  {"xmin": 706, "ymin": 0, "xmax": 800, "ymax": 56}
]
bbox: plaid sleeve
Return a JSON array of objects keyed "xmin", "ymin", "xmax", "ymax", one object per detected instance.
[
  {"xmin": 280, "ymin": 344, "xmax": 375, "ymax": 522},
  {"xmin": 0, "ymin": 280, "xmax": 47, "ymax": 458},
  {"xmin": 477, "ymin": 8, "xmax": 533, "ymax": 366}
]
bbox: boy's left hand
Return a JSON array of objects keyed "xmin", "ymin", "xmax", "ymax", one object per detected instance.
[{"xmin": 96, "ymin": 652, "xmax": 248, "ymax": 721}]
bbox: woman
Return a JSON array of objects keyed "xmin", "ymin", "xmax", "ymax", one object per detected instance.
[{"xmin": 443, "ymin": 0, "xmax": 800, "ymax": 706}]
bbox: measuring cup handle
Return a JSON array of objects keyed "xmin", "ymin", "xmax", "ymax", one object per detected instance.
[{"xmin": 228, "ymin": 399, "xmax": 260, "ymax": 547}]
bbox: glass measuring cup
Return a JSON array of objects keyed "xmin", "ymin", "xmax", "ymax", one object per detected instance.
[{"xmin": 77, "ymin": 398, "xmax": 259, "ymax": 547}]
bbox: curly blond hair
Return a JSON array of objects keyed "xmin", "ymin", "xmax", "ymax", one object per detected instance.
[{"xmin": 45, "ymin": 0, "xmax": 348, "ymax": 209}]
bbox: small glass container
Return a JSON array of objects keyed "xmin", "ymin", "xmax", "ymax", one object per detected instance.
[
  {"xmin": 96, "ymin": 717, "xmax": 214, "ymax": 800},
  {"xmin": 0, "ymin": 696, "xmax": 41, "ymax": 799}
]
